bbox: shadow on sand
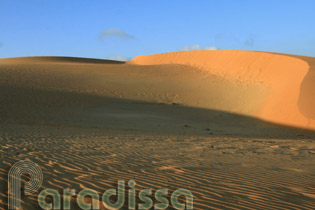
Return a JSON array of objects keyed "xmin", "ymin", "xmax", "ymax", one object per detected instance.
[{"xmin": 0, "ymin": 85, "xmax": 314, "ymax": 140}]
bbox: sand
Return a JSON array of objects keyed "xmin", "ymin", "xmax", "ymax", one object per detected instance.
[
  {"xmin": 130, "ymin": 50, "xmax": 315, "ymax": 130},
  {"xmin": 0, "ymin": 51, "xmax": 314, "ymax": 209}
]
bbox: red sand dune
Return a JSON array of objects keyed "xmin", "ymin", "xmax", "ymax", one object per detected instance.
[{"xmin": 130, "ymin": 50, "xmax": 315, "ymax": 130}]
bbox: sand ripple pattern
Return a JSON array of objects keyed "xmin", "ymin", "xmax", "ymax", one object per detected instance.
[{"xmin": 0, "ymin": 126, "xmax": 314, "ymax": 209}]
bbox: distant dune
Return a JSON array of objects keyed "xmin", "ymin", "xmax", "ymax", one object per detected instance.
[
  {"xmin": 130, "ymin": 50, "xmax": 315, "ymax": 130},
  {"xmin": 0, "ymin": 56, "xmax": 125, "ymax": 64}
]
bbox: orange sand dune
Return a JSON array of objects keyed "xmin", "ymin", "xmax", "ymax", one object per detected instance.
[{"xmin": 130, "ymin": 50, "xmax": 315, "ymax": 130}]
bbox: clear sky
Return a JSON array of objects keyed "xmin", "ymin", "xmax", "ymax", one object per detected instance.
[{"xmin": 0, "ymin": 0, "xmax": 315, "ymax": 60}]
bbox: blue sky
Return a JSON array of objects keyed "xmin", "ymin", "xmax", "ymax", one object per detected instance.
[{"xmin": 0, "ymin": 0, "xmax": 315, "ymax": 60}]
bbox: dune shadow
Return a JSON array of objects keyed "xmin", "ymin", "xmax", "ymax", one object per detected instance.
[
  {"xmin": 297, "ymin": 56, "xmax": 315, "ymax": 120},
  {"xmin": 0, "ymin": 85, "xmax": 314, "ymax": 139}
]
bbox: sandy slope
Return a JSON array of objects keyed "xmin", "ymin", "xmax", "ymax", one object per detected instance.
[
  {"xmin": 0, "ymin": 51, "xmax": 314, "ymax": 209},
  {"xmin": 130, "ymin": 50, "xmax": 315, "ymax": 130}
]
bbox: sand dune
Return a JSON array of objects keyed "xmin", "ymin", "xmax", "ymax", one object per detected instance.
[
  {"xmin": 1, "ymin": 51, "xmax": 314, "ymax": 130},
  {"xmin": 0, "ymin": 51, "xmax": 315, "ymax": 209},
  {"xmin": 0, "ymin": 56, "xmax": 125, "ymax": 64},
  {"xmin": 130, "ymin": 50, "xmax": 315, "ymax": 130}
]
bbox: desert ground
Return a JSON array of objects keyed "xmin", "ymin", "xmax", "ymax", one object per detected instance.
[{"xmin": 0, "ymin": 50, "xmax": 314, "ymax": 209}]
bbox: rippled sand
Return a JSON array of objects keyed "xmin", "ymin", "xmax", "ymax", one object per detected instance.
[{"xmin": 1, "ymin": 125, "xmax": 314, "ymax": 209}]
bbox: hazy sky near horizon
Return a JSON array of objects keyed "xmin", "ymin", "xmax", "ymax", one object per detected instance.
[{"xmin": 0, "ymin": 0, "xmax": 315, "ymax": 60}]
